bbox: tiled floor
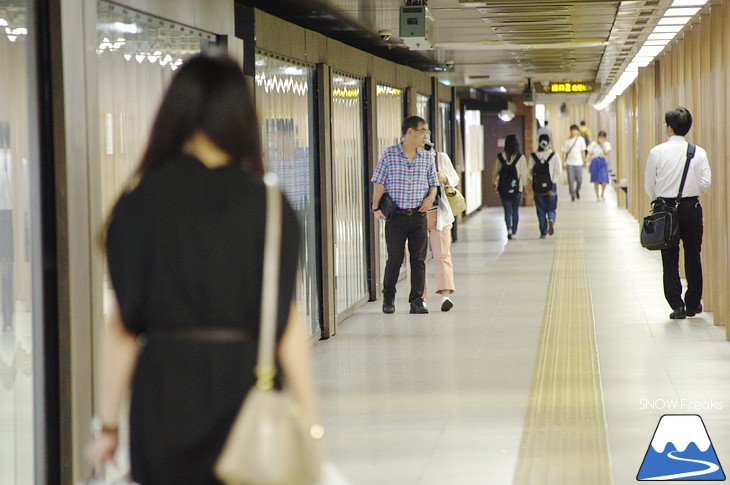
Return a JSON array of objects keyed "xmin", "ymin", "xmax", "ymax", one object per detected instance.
[{"xmin": 313, "ymin": 180, "xmax": 730, "ymax": 485}]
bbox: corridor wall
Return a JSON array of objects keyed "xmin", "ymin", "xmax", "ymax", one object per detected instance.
[{"xmin": 614, "ymin": 1, "xmax": 729, "ymax": 339}]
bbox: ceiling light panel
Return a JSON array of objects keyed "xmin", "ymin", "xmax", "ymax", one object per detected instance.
[
  {"xmin": 664, "ymin": 7, "xmax": 701, "ymax": 16},
  {"xmin": 671, "ymin": 0, "xmax": 708, "ymax": 6},
  {"xmin": 657, "ymin": 16, "xmax": 691, "ymax": 25}
]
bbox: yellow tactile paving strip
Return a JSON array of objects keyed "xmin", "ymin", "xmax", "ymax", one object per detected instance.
[{"xmin": 513, "ymin": 231, "xmax": 612, "ymax": 485}]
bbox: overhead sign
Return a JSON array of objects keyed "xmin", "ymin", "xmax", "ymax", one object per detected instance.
[{"xmin": 539, "ymin": 81, "xmax": 596, "ymax": 94}]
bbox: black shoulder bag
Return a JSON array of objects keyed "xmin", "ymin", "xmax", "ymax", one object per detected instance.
[{"xmin": 640, "ymin": 143, "xmax": 696, "ymax": 250}]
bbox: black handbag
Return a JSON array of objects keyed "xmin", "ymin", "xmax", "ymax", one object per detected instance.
[
  {"xmin": 376, "ymin": 192, "xmax": 396, "ymax": 219},
  {"xmin": 640, "ymin": 143, "xmax": 695, "ymax": 250}
]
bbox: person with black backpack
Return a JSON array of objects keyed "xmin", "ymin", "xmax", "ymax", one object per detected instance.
[
  {"xmin": 492, "ymin": 134, "xmax": 529, "ymax": 240},
  {"xmin": 529, "ymin": 134, "xmax": 563, "ymax": 239}
]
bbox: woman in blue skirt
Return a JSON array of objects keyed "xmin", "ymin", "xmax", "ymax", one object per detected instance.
[{"xmin": 586, "ymin": 131, "xmax": 611, "ymax": 201}]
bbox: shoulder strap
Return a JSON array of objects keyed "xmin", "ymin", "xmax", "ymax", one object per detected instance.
[
  {"xmin": 567, "ymin": 137, "xmax": 579, "ymax": 155},
  {"xmin": 255, "ymin": 174, "xmax": 283, "ymax": 390},
  {"xmin": 676, "ymin": 143, "xmax": 696, "ymax": 202},
  {"xmin": 531, "ymin": 153, "xmax": 540, "ymax": 165},
  {"xmin": 434, "ymin": 151, "xmax": 439, "ymax": 172},
  {"xmin": 546, "ymin": 151, "xmax": 555, "ymax": 163},
  {"xmin": 498, "ymin": 153, "xmax": 506, "ymax": 165}
]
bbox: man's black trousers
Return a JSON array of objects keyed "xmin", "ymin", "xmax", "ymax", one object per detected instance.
[
  {"xmin": 660, "ymin": 198, "xmax": 703, "ymax": 311},
  {"xmin": 383, "ymin": 211, "xmax": 427, "ymax": 302}
]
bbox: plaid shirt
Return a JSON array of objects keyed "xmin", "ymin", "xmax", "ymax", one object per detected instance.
[{"xmin": 371, "ymin": 144, "xmax": 439, "ymax": 209}]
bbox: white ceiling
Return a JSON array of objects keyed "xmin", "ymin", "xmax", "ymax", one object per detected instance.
[{"xmin": 319, "ymin": 0, "xmax": 684, "ymax": 105}]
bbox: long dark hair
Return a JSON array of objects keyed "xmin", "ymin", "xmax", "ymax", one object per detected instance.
[
  {"xmin": 504, "ymin": 134, "xmax": 520, "ymax": 159},
  {"xmin": 137, "ymin": 53, "xmax": 263, "ymax": 177}
]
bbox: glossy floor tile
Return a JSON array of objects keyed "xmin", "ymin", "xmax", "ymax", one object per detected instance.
[{"xmin": 313, "ymin": 181, "xmax": 730, "ymax": 485}]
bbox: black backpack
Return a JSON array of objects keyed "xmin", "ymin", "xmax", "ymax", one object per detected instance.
[
  {"xmin": 531, "ymin": 152, "xmax": 555, "ymax": 195},
  {"xmin": 497, "ymin": 153, "xmax": 520, "ymax": 195}
]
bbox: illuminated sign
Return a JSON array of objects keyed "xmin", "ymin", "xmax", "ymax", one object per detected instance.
[{"xmin": 539, "ymin": 82, "xmax": 596, "ymax": 94}]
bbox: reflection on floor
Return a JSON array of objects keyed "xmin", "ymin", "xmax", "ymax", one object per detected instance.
[{"xmin": 313, "ymin": 181, "xmax": 730, "ymax": 485}]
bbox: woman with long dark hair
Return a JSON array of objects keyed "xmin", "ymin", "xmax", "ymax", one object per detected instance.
[
  {"xmin": 492, "ymin": 134, "xmax": 529, "ymax": 239},
  {"xmin": 86, "ymin": 53, "xmax": 318, "ymax": 484}
]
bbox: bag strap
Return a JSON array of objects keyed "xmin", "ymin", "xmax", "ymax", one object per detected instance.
[
  {"xmin": 546, "ymin": 151, "xmax": 555, "ymax": 164},
  {"xmin": 567, "ymin": 137, "xmax": 579, "ymax": 156},
  {"xmin": 434, "ymin": 151, "xmax": 439, "ymax": 172},
  {"xmin": 255, "ymin": 174, "xmax": 283, "ymax": 391},
  {"xmin": 530, "ymin": 153, "xmax": 540, "ymax": 165},
  {"xmin": 676, "ymin": 143, "xmax": 696, "ymax": 205},
  {"xmin": 497, "ymin": 153, "xmax": 506, "ymax": 165}
]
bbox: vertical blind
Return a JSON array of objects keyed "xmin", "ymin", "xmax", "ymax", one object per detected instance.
[
  {"xmin": 0, "ymin": 2, "xmax": 38, "ymax": 482},
  {"xmin": 255, "ymin": 55, "xmax": 320, "ymax": 336},
  {"xmin": 375, "ymin": 85, "xmax": 404, "ymax": 281},
  {"xmin": 331, "ymin": 74, "xmax": 368, "ymax": 316}
]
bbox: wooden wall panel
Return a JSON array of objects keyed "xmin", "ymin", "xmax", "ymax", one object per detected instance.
[{"xmin": 616, "ymin": 2, "xmax": 729, "ymax": 336}]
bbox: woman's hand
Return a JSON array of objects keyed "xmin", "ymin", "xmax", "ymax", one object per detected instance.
[{"xmin": 86, "ymin": 432, "xmax": 119, "ymax": 469}]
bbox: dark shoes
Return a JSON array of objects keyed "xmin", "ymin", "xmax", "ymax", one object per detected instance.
[
  {"xmin": 686, "ymin": 304, "xmax": 703, "ymax": 317},
  {"xmin": 548, "ymin": 220, "xmax": 555, "ymax": 236},
  {"xmin": 441, "ymin": 298, "xmax": 454, "ymax": 312},
  {"xmin": 409, "ymin": 298, "xmax": 429, "ymax": 314},
  {"xmin": 669, "ymin": 307, "xmax": 686, "ymax": 319},
  {"xmin": 382, "ymin": 293, "xmax": 395, "ymax": 314}
]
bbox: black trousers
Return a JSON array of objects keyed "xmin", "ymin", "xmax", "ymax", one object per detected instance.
[
  {"xmin": 383, "ymin": 211, "xmax": 428, "ymax": 301},
  {"xmin": 660, "ymin": 199, "xmax": 703, "ymax": 310}
]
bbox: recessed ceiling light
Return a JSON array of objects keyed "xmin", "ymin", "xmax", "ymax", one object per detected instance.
[
  {"xmin": 658, "ymin": 16, "xmax": 692, "ymax": 25},
  {"xmin": 653, "ymin": 25, "xmax": 684, "ymax": 33},
  {"xmin": 648, "ymin": 32, "xmax": 679, "ymax": 40},
  {"xmin": 644, "ymin": 39, "xmax": 671, "ymax": 46},
  {"xmin": 665, "ymin": 7, "xmax": 701, "ymax": 16}
]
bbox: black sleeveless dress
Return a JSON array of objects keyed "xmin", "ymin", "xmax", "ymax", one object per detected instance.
[{"xmin": 106, "ymin": 154, "xmax": 300, "ymax": 484}]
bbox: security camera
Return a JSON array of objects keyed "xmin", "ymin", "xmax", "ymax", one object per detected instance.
[
  {"xmin": 445, "ymin": 60, "xmax": 455, "ymax": 68},
  {"xmin": 379, "ymin": 30, "xmax": 392, "ymax": 41}
]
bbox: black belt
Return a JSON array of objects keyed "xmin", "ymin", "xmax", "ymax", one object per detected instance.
[
  {"xmin": 394, "ymin": 208, "xmax": 424, "ymax": 216},
  {"xmin": 145, "ymin": 327, "xmax": 252, "ymax": 342},
  {"xmin": 660, "ymin": 196, "xmax": 699, "ymax": 204}
]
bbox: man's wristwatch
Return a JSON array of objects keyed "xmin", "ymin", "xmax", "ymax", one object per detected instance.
[{"xmin": 91, "ymin": 416, "xmax": 119, "ymax": 437}]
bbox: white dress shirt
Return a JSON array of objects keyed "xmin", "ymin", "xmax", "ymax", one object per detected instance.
[{"xmin": 644, "ymin": 136, "xmax": 711, "ymax": 200}]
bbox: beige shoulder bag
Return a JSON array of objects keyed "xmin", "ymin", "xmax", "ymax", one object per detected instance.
[{"xmin": 215, "ymin": 174, "xmax": 324, "ymax": 485}]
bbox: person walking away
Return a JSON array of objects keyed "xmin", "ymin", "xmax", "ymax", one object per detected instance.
[
  {"xmin": 86, "ymin": 54, "xmax": 320, "ymax": 484},
  {"xmin": 561, "ymin": 124, "xmax": 587, "ymax": 201},
  {"xmin": 371, "ymin": 116, "xmax": 439, "ymax": 314},
  {"xmin": 529, "ymin": 134, "xmax": 562, "ymax": 239},
  {"xmin": 645, "ymin": 107, "xmax": 711, "ymax": 320},
  {"xmin": 537, "ymin": 119, "xmax": 553, "ymax": 148},
  {"xmin": 424, "ymin": 138, "xmax": 459, "ymax": 311},
  {"xmin": 579, "ymin": 120, "xmax": 592, "ymax": 145},
  {"xmin": 586, "ymin": 131, "xmax": 611, "ymax": 201},
  {"xmin": 492, "ymin": 134, "xmax": 529, "ymax": 240}
]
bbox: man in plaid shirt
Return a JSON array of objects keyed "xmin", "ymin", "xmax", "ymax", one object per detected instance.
[{"xmin": 371, "ymin": 115, "xmax": 439, "ymax": 314}]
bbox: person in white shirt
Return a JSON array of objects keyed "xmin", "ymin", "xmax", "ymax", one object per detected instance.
[
  {"xmin": 644, "ymin": 107, "xmax": 712, "ymax": 320},
  {"xmin": 424, "ymin": 138, "xmax": 459, "ymax": 311},
  {"xmin": 586, "ymin": 131, "xmax": 612, "ymax": 201},
  {"xmin": 528, "ymin": 134, "xmax": 562, "ymax": 239},
  {"xmin": 561, "ymin": 124, "xmax": 587, "ymax": 201},
  {"xmin": 492, "ymin": 134, "xmax": 529, "ymax": 240}
]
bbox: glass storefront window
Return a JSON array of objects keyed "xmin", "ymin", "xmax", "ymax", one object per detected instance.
[
  {"xmin": 0, "ymin": 1, "xmax": 38, "ymax": 483},
  {"xmin": 438, "ymin": 101, "xmax": 453, "ymax": 158},
  {"xmin": 375, "ymin": 85, "xmax": 404, "ymax": 280},
  {"xmin": 416, "ymin": 93, "xmax": 431, "ymax": 127},
  {"xmin": 331, "ymin": 74, "xmax": 367, "ymax": 316},
  {"xmin": 95, "ymin": 1, "xmax": 215, "ymax": 320},
  {"xmin": 255, "ymin": 55, "xmax": 320, "ymax": 336}
]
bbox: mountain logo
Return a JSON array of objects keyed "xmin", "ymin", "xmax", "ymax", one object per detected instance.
[{"xmin": 637, "ymin": 414, "xmax": 726, "ymax": 481}]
